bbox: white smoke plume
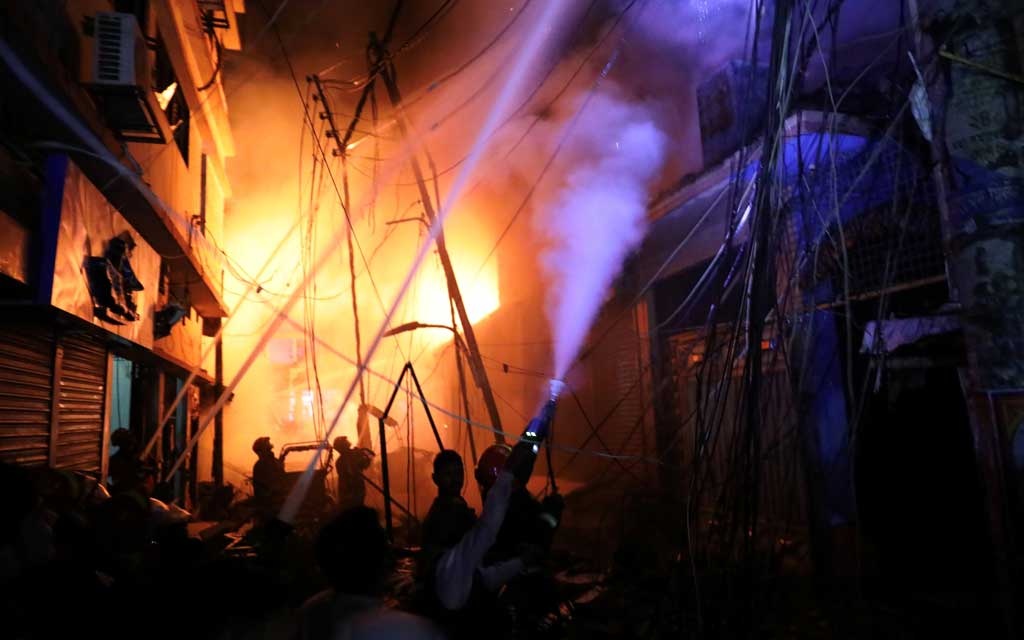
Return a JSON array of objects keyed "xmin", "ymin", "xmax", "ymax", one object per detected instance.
[
  {"xmin": 507, "ymin": 0, "xmax": 756, "ymax": 381},
  {"xmin": 534, "ymin": 90, "xmax": 667, "ymax": 379},
  {"xmin": 629, "ymin": 0, "xmax": 755, "ymax": 59}
]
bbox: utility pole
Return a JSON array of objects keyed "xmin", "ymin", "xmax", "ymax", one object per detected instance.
[
  {"xmin": 305, "ymin": 0, "xmax": 408, "ymax": 450},
  {"xmin": 372, "ymin": 35, "xmax": 507, "ymax": 444},
  {"xmin": 310, "ymin": 74, "xmax": 373, "ymax": 448},
  {"xmin": 213, "ymin": 337, "xmax": 224, "ymax": 487},
  {"xmin": 739, "ymin": 1, "xmax": 793, "ymax": 634},
  {"xmin": 938, "ymin": 3, "xmax": 1024, "ymax": 387},
  {"xmin": 452, "ymin": 297, "xmax": 478, "ymax": 464},
  {"xmin": 913, "ymin": 1, "xmax": 1024, "ymax": 635}
]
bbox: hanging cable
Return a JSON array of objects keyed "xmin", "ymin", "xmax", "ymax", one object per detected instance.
[{"xmin": 195, "ymin": 30, "xmax": 224, "ymax": 92}]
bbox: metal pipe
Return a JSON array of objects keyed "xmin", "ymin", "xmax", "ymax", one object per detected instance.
[{"xmin": 377, "ymin": 416, "xmax": 393, "ymax": 539}]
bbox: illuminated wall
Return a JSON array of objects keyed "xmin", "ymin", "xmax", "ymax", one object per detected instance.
[{"xmin": 51, "ymin": 158, "xmax": 160, "ymax": 349}]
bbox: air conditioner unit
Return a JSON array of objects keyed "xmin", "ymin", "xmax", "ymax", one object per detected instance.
[
  {"xmin": 84, "ymin": 12, "xmax": 172, "ymax": 144},
  {"xmin": 697, "ymin": 61, "xmax": 770, "ymax": 168}
]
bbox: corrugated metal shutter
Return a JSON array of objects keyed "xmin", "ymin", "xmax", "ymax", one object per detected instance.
[
  {"xmin": 0, "ymin": 327, "xmax": 56, "ymax": 467},
  {"xmin": 587, "ymin": 303, "xmax": 655, "ymax": 463},
  {"xmin": 607, "ymin": 305, "xmax": 651, "ymax": 459},
  {"xmin": 54, "ymin": 334, "xmax": 107, "ymax": 472}
]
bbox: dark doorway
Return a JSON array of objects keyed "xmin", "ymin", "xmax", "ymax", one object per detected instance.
[{"xmin": 856, "ymin": 364, "xmax": 998, "ymax": 634}]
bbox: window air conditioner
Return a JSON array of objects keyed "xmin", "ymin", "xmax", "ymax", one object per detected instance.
[{"xmin": 84, "ymin": 12, "xmax": 172, "ymax": 144}]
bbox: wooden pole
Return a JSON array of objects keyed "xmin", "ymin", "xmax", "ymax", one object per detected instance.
[
  {"xmin": 374, "ymin": 47, "xmax": 506, "ymax": 444},
  {"xmin": 213, "ymin": 338, "xmax": 224, "ymax": 487}
]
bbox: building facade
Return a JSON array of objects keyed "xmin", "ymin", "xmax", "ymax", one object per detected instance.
[{"xmin": 0, "ymin": 0, "xmax": 245, "ymax": 505}]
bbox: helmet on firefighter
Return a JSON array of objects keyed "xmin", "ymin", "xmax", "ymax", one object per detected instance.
[
  {"xmin": 474, "ymin": 444, "xmax": 511, "ymax": 494},
  {"xmin": 252, "ymin": 436, "xmax": 273, "ymax": 455}
]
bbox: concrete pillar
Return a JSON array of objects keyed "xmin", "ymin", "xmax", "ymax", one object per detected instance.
[
  {"xmin": 924, "ymin": 2, "xmax": 1024, "ymax": 633},
  {"xmin": 941, "ymin": 2, "xmax": 1024, "ymax": 390}
]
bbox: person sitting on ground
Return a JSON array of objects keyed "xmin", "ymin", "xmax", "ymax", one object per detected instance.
[{"xmin": 298, "ymin": 506, "xmax": 443, "ymax": 640}]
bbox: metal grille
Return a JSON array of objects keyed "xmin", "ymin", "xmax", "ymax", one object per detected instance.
[
  {"xmin": 0, "ymin": 327, "xmax": 55, "ymax": 467},
  {"xmin": 55, "ymin": 335, "xmax": 107, "ymax": 472},
  {"xmin": 830, "ymin": 198, "xmax": 944, "ymax": 296},
  {"xmin": 789, "ymin": 136, "xmax": 945, "ymax": 299},
  {"xmin": 94, "ymin": 13, "xmax": 127, "ymax": 84},
  {"xmin": 664, "ymin": 328, "xmax": 805, "ymax": 530}
]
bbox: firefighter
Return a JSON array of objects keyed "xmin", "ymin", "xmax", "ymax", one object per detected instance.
[
  {"xmin": 251, "ymin": 436, "xmax": 284, "ymax": 511},
  {"xmin": 332, "ymin": 436, "xmax": 373, "ymax": 511},
  {"xmin": 477, "ymin": 443, "xmax": 566, "ymax": 637},
  {"xmin": 414, "ymin": 445, "xmax": 545, "ymax": 638},
  {"xmin": 476, "ymin": 444, "xmax": 564, "ymax": 561}
]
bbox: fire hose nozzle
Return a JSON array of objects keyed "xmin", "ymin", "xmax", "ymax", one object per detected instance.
[
  {"xmin": 548, "ymin": 378, "xmax": 566, "ymax": 402},
  {"xmin": 521, "ymin": 381, "xmax": 564, "ymax": 447}
]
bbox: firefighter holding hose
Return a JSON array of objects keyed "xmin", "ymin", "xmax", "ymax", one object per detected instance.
[{"xmin": 419, "ymin": 380, "xmax": 565, "ymax": 637}]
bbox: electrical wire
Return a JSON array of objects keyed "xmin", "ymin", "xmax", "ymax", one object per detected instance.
[
  {"xmin": 386, "ymin": 0, "xmax": 605, "ymax": 188},
  {"xmin": 318, "ymin": 0, "xmax": 461, "ymax": 89},
  {"xmin": 137, "ymin": 0, "xmax": 339, "ymax": 177},
  {"xmin": 268, "ymin": 12, "xmax": 412, "ymax": 370},
  {"xmin": 195, "ymin": 31, "xmax": 224, "ymax": 92},
  {"xmin": 464, "ymin": 0, "xmax": 643, "ymax": 285}
]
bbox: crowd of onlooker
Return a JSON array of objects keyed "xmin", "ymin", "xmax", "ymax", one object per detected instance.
[
  {"xmin": 0, "ymin": 456, "xmax": 270, "ymax": 639},
  {"xmin": 0, "ymin": 428, "xmax": 576, "ymax": 640}
]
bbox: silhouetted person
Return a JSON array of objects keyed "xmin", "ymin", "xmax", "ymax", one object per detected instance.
[
  {"xmin": 0, "ymin": 462, "xmax": 53, "ymax": 583},
  {"xmin": 478, "ymin": 443, "xmax": 565, "ymax": 636},
  {"xmin": 252, "ymin": 436, "xmax": 284, "ymax": 511},
  {"xmin": 473, "ymin": 443, "xmax": 563, "ymax": 562},
  {"xmin": 1, "ymin": 463, "xmax": 107, "ymax": 639},
  {"xmin": 414, "ymin": 446, "xmax": 544, "ymax": 638},
  {"xmin": 93, "ymin": 457, "xmax": 158, "ymax": 578},
  {"xmin": 298, "ymin": 506, "xmax": 443, "ymax": 640},
  {"xmin": 422, "ymin": 450, "xmax": 476, "ymax": 559},
  {"xmin": 108, "ymin": 429, "xmax": 141, "ymax": 492},
  {"xmin": 333, "ymin": 436, "xmax": 373, "ymax": 511}
]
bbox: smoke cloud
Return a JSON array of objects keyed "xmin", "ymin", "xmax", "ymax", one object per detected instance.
[
  {"xmin": 217, "ymin": 0, "xmax": 756, "ymax": 493},
  {"xmin": 509, "ymin": 0, "xmax": 756, "ymax": 381},
  {"xmin": 629, "ymin": 0, "xmax": 754, "ymax": 57},
  {"xmin": 533, "ymin": 90, "xmax": 667, "ymax": 379}
]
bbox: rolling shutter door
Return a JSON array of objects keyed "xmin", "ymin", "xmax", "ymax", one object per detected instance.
[
  {"xmin": 0, "ymin": 327, "xmax": 56, "ymax": 467},
  {"xmin": 586, "ymin": 303, "xmax": 656, "ymax": 465},
  {"xmin": 606, "ymin": 305, "xmax": 652, "ymax": 459},
  {"xmin": 54, "ymin": 334, "xmax": 108, "ymax": 472}
]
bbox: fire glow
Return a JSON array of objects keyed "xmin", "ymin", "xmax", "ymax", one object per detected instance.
[{"xmin": 411, "ymin": 251, "xmax": 500, "ymax": 341}]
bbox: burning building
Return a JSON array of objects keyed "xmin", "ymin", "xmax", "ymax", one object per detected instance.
[
  {"xmin": 0, "ymin": 0, "xmax": 246, "ymax": 504},
  {"xmin": 1, "ymin": 0, "xmax": 1023, "ymax": 637}
]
